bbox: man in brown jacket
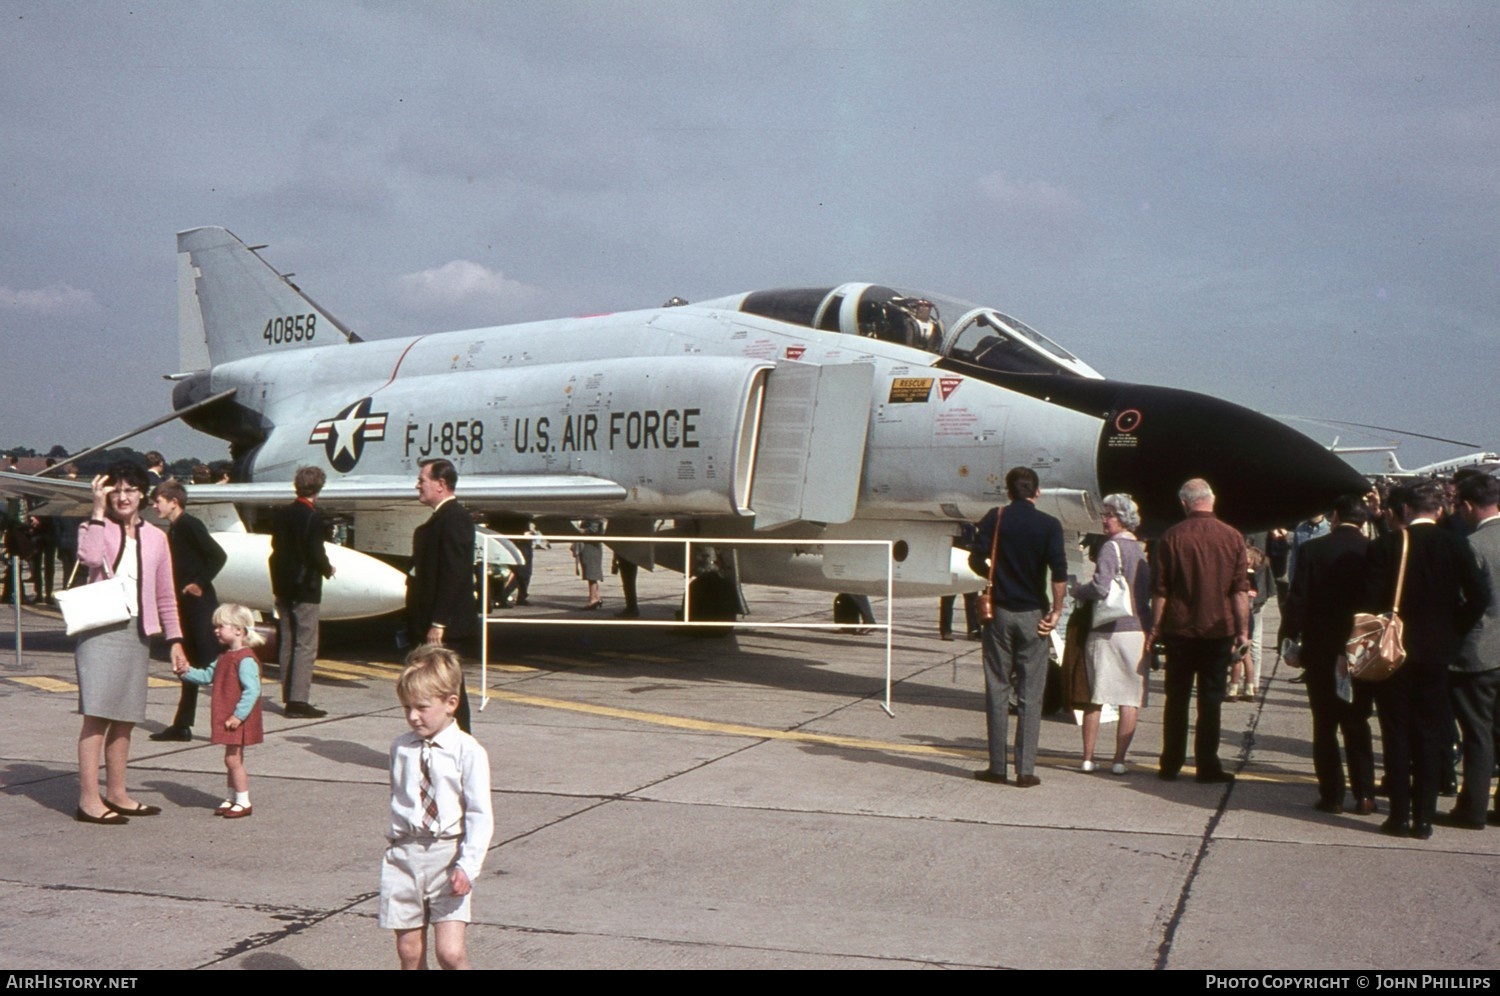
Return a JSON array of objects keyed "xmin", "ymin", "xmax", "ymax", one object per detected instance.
[{"xmin": 1147, "ymin": 478, "xmax": 1250, "ymax": 783}]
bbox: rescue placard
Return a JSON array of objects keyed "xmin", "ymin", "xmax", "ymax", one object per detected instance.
[{"xmin": 888, "ymin": 377, "xmax": 934, "ymax": 403}]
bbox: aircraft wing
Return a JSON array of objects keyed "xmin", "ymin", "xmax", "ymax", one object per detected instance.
[
  {"xmin": 0, "ymin": 471, "xmax": 93, "ymax": 512},
  {"xmin": 1, "ymin": 469, "xmax": 626, "ymax": 516},
  {"xmin": 180, "ymin": 474, "xmax": 629, "ymax": 513}
]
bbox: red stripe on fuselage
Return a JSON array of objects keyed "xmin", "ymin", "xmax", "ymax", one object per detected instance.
[{"xmin": 374, "ymin": 337, "xmax": 426, "ymax": 392}]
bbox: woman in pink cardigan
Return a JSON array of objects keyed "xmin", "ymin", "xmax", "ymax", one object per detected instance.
[{"xmin": 73, "ymin": 461, "xmax": 188, "ymax": 825}]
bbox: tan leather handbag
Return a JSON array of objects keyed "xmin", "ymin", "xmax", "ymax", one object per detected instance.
[{"xmin": 1346, "ymin": 529, "xmax": 1407, "ymax": 682}]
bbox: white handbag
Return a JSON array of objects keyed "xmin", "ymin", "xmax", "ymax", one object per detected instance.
[
  {"xmin": 1091, "ymin": 541, "xmax": 1135, "ymax": 628},
  {"xmin": 55, "ymin": 562, "xmax": 133, "ymax": 637}
]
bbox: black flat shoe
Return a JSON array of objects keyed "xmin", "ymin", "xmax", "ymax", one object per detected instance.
[
  {"xmin": 104, "ymin": 800, "xmax": 162, "ymax": 816},
  {"xmin": 283, "ymin": 702, "xmax": 328, "ymax": 719},
  {"xmin": 149, "ymin": 726, "xmax": 192, "ymax": 742},
  {"xmin": 1410, "ymin": 822, "xmax": 1433, "ymax": 840},
  {"xmin": 75, "ymin": 807, "xmax": 128, "ymax": 825},
  {"xmin": 1379, "ymin": 817, "xmax": 1410, "ymax": 837},
  {"xmin": 973, "ymin": 769, "xmax": 1008, "ymax": 784},
  {"xmin": 1196, "ymin": 770, "xmax": 1236, "ymax": 785}
]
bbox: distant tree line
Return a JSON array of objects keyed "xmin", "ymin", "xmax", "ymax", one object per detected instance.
[{"xmin": 3, "ymin": 444, "xmax": 229, "ymax": 482}]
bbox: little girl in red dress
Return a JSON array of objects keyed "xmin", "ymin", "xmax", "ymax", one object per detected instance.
[{"xmin": 176, "ymin": 603, "xmax": 265, "ymax": 818}]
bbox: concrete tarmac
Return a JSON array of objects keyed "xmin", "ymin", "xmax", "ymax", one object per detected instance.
[{"xmin": 3, "ymin": 560, "xmax": 1498, "ymax": 970}]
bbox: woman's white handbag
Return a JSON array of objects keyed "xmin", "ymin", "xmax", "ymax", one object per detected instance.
[{"xmin": 55, "ymin": 564, "xmax": 132, "ymax": 637}]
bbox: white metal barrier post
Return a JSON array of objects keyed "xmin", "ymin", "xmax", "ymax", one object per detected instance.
[{"xmin": 8, "ymin": 555, "xmax": 20, "ymax": 668}]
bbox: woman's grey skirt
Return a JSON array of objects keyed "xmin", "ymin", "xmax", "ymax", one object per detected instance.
[{"xmin": 75, "ymin": 619, "xmax": 150, "ymax": 723}]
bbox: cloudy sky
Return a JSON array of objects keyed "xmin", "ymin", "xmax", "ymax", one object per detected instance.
[{"xmin": 3, "ymin": 1, "xmax": 1496, "ymax": 472}]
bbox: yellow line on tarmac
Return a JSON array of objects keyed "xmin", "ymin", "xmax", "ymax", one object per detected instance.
[
  {"xmin": 476, "ymin": 685, "xmax": 1315, "ymax": 781},
  {"xmin": 482, "ymin": 686, "xmax": 981, "ymax": 759},
  {"xmin": 6, "ymin": 652, "xmax": 1316, "ymax": 781},
  {"xmin": 317, "ymin": 659, "xmax": 402, "ymax": 680},
  {"xmin": 9, "ymin": 676, "xmax": 77, "ymax": 693},
  {"xmin": 525, "ymin": 654, "xmax": 611, "ymax": 668},
  {"xmin": 12, "ymin": 675, "xmax": 251, "ymax": 692},
  {"xmin": 1227, "ymin": 769, "xmax": 1314, "ymax": 785}
]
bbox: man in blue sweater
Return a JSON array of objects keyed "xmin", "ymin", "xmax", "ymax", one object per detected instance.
[{"xmin": 968, "ymin": 467, "xmax": 1068, "ymax": 787}]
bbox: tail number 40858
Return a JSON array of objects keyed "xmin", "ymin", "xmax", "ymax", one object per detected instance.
[{"xmin": 263, "ymin": 314, "xmax": 317, "ymax": 345}]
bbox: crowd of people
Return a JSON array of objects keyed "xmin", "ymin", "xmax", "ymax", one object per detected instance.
[
  {"xmin": 40, "ymin": 455, "xmax": 491, "ymax": 968},
  {"xmin": 1279, "ymin": 475, "xmax": 1496, "ymax": 837},
  {"xmin": 12, "ymin": 447, "xmax": 1498, "ymax": 966},
  {"xmin": 965, "ymin": 465, "xmax": 1499, "ymax": 841}
]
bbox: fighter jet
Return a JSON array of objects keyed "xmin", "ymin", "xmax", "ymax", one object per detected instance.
[{"xmin": 4, "ymin": 227, "xmax": 1369, "ymax": 616}]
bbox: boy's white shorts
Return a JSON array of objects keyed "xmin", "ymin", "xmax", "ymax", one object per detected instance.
[{"xmin": 378, "ymin": 837, "xmax": 470, "ymax": 929}]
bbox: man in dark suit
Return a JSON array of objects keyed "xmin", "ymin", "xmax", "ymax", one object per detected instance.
[
  {"xmin": 408, "ymin": 458, "xmax": 478, "ymax": 731},
  {"xmin": 148, "ymin": 479, "xmax": 228, "ymax": 742},
  {"xmin": 1282, "ymin": 493, "xmax": 1377, "ymax": 814},
  {"xmin": 1367, "ymin": 480, "xmax": 1486, "ymax": 839},
  {"xmin": 269, "ymin": 466, "xmax": 335, "ymax": 719},
  {"xmin": 1440, "ymin": 474, "xmax": 1500, "ymax": 830},
  {"xmin": 967, "ymin": 466, "xmax": 1067, "ymax": 787}
]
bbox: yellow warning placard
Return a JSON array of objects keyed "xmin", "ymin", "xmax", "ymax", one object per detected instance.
[{"xmin": 888, "ymin": 377, "xmax": 933, "ymax": 403}]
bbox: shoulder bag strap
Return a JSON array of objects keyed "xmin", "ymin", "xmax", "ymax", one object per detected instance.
[
  {"xmin": 1390, "ymin": 529, "xmax": 1409, "ymax": 615},
  {"xmin": 1110, "ymin": 540, "xmax": 1132, "ymax": 612},
  {"xmin": 986, "ymin": 507, "xmax": 1003, "ymax": 589},
  {"xmin": 97, "ymin": 520, "xmax": 117, "ymax": 579}
]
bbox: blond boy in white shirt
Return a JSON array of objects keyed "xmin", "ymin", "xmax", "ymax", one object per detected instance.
[{"xmin": 379, "ymin": 645, "xmax": 493, "ymax": 969}]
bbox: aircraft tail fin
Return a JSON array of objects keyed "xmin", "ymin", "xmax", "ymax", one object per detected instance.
[
  {"xmin": 1382, "ymin": 450, "xmax": 1405, "ymax": 475},
  {"xmin": 177, "ymin": 226, "xmax": 360, "ymax": 370}
]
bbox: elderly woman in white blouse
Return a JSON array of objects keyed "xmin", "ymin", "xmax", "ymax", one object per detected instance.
[{"xmin": 1071, "ymin": 494, "xmax": 1152, "ymax": 775}]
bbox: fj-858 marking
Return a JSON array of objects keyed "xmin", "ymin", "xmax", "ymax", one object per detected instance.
[{"xmin": 405, "ymin": 420, "xmax": 485, "ymax": 458}]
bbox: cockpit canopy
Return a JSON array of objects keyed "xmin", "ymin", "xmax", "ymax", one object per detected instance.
[{"xmin": 709, "ymin": 283, "xmax": 1101, "ymax": 379}]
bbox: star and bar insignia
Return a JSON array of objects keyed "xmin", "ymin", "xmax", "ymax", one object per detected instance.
[{"xmin": 308, "ymin": 397, "xmax": 388, "ymax": 472}]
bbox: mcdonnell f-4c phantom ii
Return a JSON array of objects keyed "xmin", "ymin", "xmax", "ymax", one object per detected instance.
[{"xmin": 4, "ymin": 227, "xmax": 1369, "ymax": 619}]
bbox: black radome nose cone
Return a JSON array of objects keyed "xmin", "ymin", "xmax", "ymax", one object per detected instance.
[{"xmin": 1096, "ymin": 384, "xmax": 1369, "ymax": 534}]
